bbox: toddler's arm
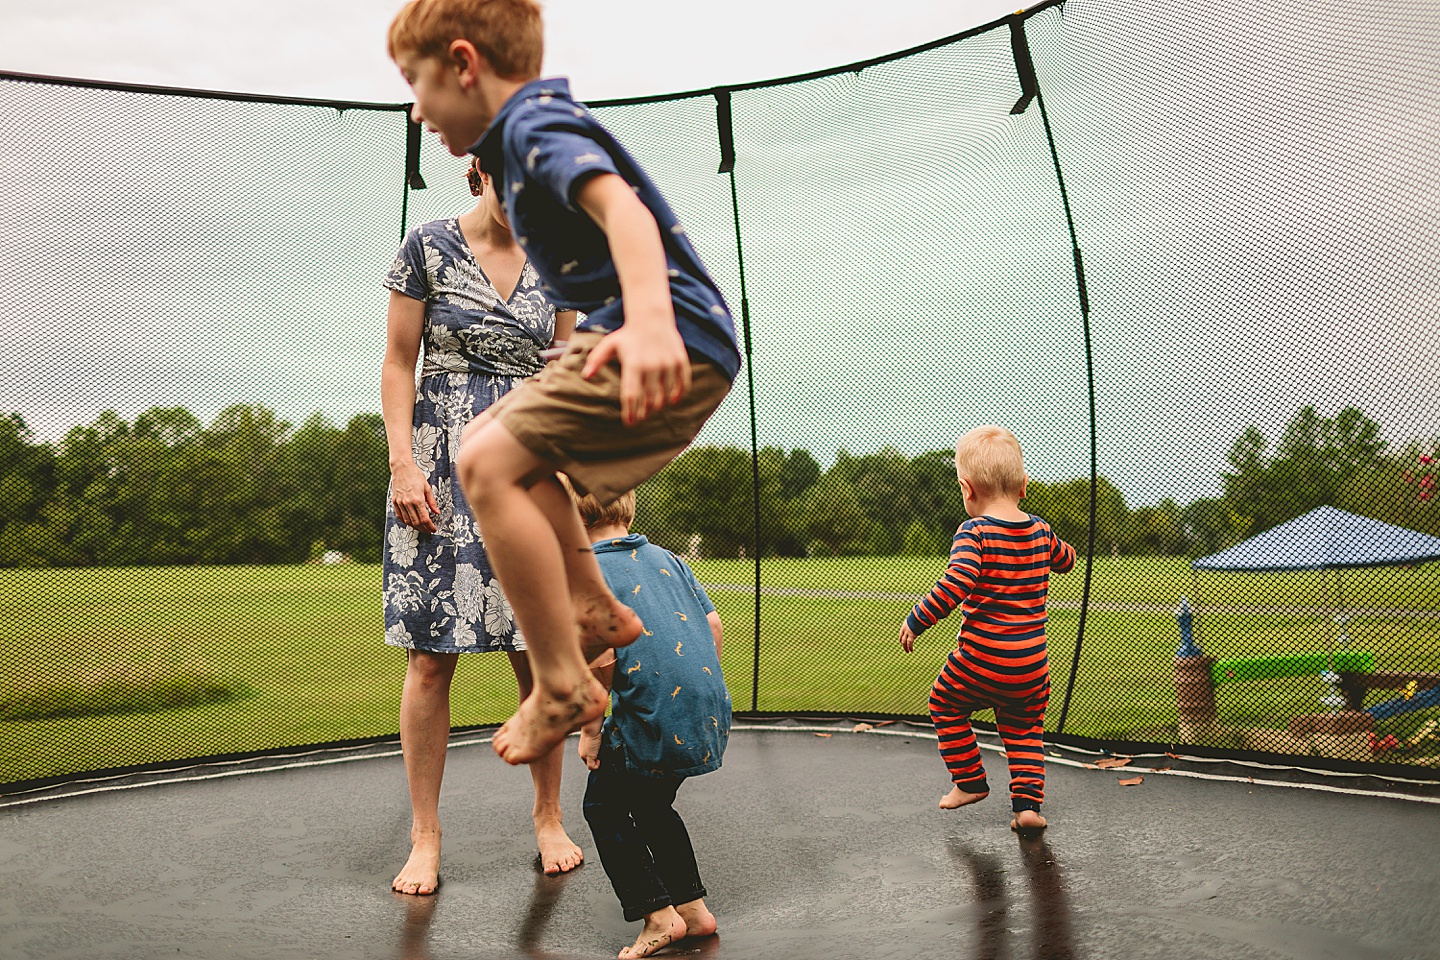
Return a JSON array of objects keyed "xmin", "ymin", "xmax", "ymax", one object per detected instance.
[
  {"xmin": 707, "ymin": 611, "xmax": 722, "ymax": 660},
  {"xmin": 575, "ymin": 173, "xmax": 691, "ymax": 426},
  {"xmin": 578, "ymin": 647, "xmax": 616, "ymax": 770},
  {"xmin": 902, "ymin": 527, "xmax": 981, "ymax": 645},
  {"xmin": 1051, "ymin": 532, "xmax": 1077, "ymax": 574}
]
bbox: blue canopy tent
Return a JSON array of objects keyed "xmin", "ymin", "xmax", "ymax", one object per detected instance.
[
  {"xmin": 1192, "ymin": 505, "xmax": 1440, "ymax": 574},
  {"xmin": 1190, "ymin": 506, "xmax": 1440, "ymax": 717}
]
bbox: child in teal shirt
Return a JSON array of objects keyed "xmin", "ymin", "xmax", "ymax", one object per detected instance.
[{"xmin": 570, "ymin": 484, "xmax": 729, "ymax": 960}]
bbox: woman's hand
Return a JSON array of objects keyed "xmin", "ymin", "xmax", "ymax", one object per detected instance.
[{"xmin": 391, "ymin": 461, "xmax": 439, "ymax": 533}]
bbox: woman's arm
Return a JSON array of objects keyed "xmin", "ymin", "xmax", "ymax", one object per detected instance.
[
  {"xmin": 553, "ymin": 309, "xmax": 578, "ymax": 346},
  {"xmin": 381, "ymin": 290, "xmax": 438, "ymax": 534}
]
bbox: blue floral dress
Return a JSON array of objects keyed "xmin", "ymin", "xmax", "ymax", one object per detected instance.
[{"xmin": 382, "ymin": 218, "xmax": 556, "ymax": 653}]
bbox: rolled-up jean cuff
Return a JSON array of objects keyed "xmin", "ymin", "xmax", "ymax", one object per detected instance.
[{"xmin": 623, "ymin": 885, "xmax": 707, "ymax": 923}]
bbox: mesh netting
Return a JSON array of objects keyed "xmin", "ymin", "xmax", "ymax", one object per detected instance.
[{"xmin": 2, "ymin": 0, "xmax": 1438, "ymax": 787}]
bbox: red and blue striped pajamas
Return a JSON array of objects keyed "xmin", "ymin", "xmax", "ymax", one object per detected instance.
[{"xmin": 907, "ymin": 515, "xmax": 1075, "ymax": 812}]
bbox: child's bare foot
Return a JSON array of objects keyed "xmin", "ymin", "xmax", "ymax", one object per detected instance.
[
  {"xmin": 675, "ymin": 898, "xmax": 717, "ymax": 939},
  {"xmin": 494, "ymin": 678, "xmax": 607, "ymax": 765},
  {"xmin": 575, "ymin": 591, "xmax": 644, "ymax": 662},
  {"xmin": 939, "ymin": 786, "xmax": 989, "ymax": 809},
  {"xmin": 619, "ymin": 906, "xmax": 686, "ymax": 959},
  {"xmin": 535, "ymin": 819, "xmax": 584, "ymax": 875},
  {"xmin": 392, "ymin": 828, "xmax": 441, "ymax": 895},
  {"xmin": 1010, "ymin": 809, "xmax": 1047, "ymax": 830}
]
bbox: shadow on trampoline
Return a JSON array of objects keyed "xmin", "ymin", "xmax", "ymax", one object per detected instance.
[
  {"xmin": 949, "ymin": 832, "xmax": 1076, "ymax": 960},
  {"xmin": 2, "ymin": 722, "xmax": 1437, "ymax": 960}
]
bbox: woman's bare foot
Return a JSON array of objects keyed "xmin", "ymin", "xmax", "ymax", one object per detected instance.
[
  {"xmin": 939, "ymin": 786, "xmax": 989, "ymax": 809},
  {"xmin": 494, "ymin": 678, "xmax": 608, "ymax": 765},
  {"xmin": 536, "ymin": 819, "xmax": 584, "ymax": 875},
  {"xmin": 1010, "ymin": 809, "xmax": 1047, "ymax": 830},
  {"xmin": 574, "ymin": 591, "xmax": 644, "ymax": 662},
  {"xmin": 618, "ymin": 906, "xmax": 686, "ymax": 959},
  {"xmin": 393, "ymin": 828, "xmax": 441, "ymax": 895},
  {"xmin": 675, "ymin": 898, "xmax": 717, "ymax": 939}
]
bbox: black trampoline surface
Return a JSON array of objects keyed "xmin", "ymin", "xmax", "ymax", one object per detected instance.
[{"xmin": 2, "ymin": 722, "xmax": 1438, "ymax": 960}]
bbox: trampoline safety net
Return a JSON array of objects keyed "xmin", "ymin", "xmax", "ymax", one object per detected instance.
[{"xmin": 1, "ymin": 0, "xmax": 1438, "ymax": 788}]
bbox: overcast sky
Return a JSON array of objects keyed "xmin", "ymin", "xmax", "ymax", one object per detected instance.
[
  {"xmin": 0, "ymin": 0, "xmax": 1023, "ymax": 102},
  {"xmin": 2, "ymin": 1, "xmax": 1435, "ymax": 506}
]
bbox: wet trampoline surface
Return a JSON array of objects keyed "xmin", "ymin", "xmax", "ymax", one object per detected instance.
[{"xmin": 2, "ymin": 722, "xmax": 1437, "ymax": 960}]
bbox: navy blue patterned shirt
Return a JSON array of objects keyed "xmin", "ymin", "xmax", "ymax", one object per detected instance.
[{"xmin": 471, "ymin": 78, "xmax": 740, "ymax": 381}]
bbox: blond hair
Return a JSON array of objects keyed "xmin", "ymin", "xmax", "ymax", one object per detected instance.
[
  {"xmin": 955, "ymin": 425, "xmax": 1026, "ymax": 497},
  {"xmin": 387, "ymin": 0, "xmax": 543, "ymax": 80},
  {"xmin": 558, "ymin": 475, "xmax": 636, "ymax": 531}
]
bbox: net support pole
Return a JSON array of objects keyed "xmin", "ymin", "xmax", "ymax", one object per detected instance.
[
  {"xmin": 400, "ymin": 110, "xmax": 427, "ymax": 239},
  {"xmin": 715, "ymin": 89, "xmax": 763, "ymax": 713},
  {"xmin": 1004, "ymin": 14, "xmax": 1098, "ymax": 733}
]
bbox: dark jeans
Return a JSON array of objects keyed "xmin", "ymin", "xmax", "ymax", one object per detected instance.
[{"xmin": 582, "ymin": 740, "xmax": 706, "ymax": 922}]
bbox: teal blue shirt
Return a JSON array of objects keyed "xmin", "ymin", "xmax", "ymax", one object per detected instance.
[{"xmin": 593, "ymin": 534, "xmax": 730, "ymax": 777}]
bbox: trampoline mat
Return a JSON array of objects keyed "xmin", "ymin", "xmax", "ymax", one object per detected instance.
[{"xmin": 1, "ymin": 723, "xmax": 1437, "ymax": 960}]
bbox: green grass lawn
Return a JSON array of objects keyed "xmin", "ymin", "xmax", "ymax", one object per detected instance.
[{"xmin": 2, "ymin": 557, "xmax": 1438, "ymax": 784}]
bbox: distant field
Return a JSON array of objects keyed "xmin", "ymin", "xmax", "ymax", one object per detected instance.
[{"xmin": 2, "ymin": 557, "xmax": 1438, "ymax": 783}]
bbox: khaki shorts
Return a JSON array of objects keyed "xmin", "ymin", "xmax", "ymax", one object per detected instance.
[{"xmin": 488, "ymin": 330, "xmax": 733, "ymax": 506}]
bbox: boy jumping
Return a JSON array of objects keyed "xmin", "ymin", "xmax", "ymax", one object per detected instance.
[
  {"xmin": 899, "ymin": 426, "xmax": 1075, "ymax": 830},
  {"xmin": 386, "ymin": 0, "xmax": 739, "ymax": 764}
]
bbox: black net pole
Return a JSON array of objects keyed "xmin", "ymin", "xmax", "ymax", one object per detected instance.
[
  {"xmin": 401, "ymin": 112, "xmax": 427, "ymax": 240},
  {"xmin": 1001, "ymin": 14, "xmax": 1098, "ymax": 733},
  {"xmin": 714, "ymin": 90, "xmax": 762, "ymax": 712}
]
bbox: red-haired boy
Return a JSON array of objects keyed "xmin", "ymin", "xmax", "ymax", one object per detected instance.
[{"xmin": 387, "ymin": 0, "xmax": 738, "ymax": 765}]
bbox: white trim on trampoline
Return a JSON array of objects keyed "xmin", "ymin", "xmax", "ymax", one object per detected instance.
[{"xmin": 2, "ymin": 725, "xmax": 1436, "ymax": 809}]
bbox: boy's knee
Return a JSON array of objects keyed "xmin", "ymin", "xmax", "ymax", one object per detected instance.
[
  {"xmin": 459, "ymin": 413, "xmax": 491, "ymax": 446},
  {"xmin": 455, "ymin": 430, "xmax": 498, "ymax": 501}
]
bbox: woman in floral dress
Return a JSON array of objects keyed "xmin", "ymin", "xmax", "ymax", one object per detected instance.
[{"xmin": 382, "ymin": 158, "xmax": 578, "ymax": 894}]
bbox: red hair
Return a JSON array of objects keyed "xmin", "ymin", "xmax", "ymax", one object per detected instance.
[{"xmin": 388, "ymin": 0, "xmax": 543, "ymax": 80}]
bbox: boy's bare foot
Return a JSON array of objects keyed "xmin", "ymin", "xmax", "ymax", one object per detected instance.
[
  {"xmin": 939, "ymin": 786, "xmax": 989, "ymax": 809},
  {"xmin": 494, "ymin": 678, "xmax": 608, "ymax": 765},
  {"xmin": 619, "ymin": 906, "xmax": 686, "ymax": 959},
  {"xmin": 536, "ymin": 819, "xmax": 584, "ymax": 875},
  {"xmin": 1010, "ymin": 809, "xmax": 1047, "ymax": 830},
  {"xmin": 675, "ymin": 898, "xmax": 718, "ymax": 939},
  {"xmin": 575, "ymin": 591, "xmax": 644, "ymax": 662},
  {"xmin": 392, "ymin": 829, "xmax": 441, "ymax": 895}
]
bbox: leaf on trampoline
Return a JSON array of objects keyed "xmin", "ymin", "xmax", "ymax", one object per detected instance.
[
  {"xmin": 1118, "ymin": 776, "xmax": 1144, "ymax": 786},
  {"xmin": 1149, "ymin": 763, "xmax": 1173, "ymax": 772},
  {"xmin": 852, "ymin": 723, "xmax": 874, "ymax": 733},
  {"xmin": 1094, "ymin": 757, "xmax": 1132, "ymax": 769},
  {"xmin": 813, "ymin": 732, "xmax": 832, "ymax": 738}
]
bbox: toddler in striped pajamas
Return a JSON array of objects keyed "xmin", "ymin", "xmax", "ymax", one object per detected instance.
[{"xmin": 899, "ymin": 425, "xmax": 1075, "ymax": 830}]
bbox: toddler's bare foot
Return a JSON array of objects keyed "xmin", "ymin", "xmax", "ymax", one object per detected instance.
[
  {"xmin": 939, "ymin": 786, "xmax": 989, "ymax": 809},
  {"xmin": 675, "ymin": 898, "xmax": 717, "ymax": 939},
  {"xmin": 619, "ymin": 907, "xmax": 686, "ymax": 959},
  {"xmin": 536, "ymin": 819, "xmax": 584, "ymax": 875},
  {"xmin": 392, "ymin": 829, "xmax": 441, "ymax": 895},
  {"xmin": 494, "ymin": 678, "xmax": 607, "ymax": 765},
  {"xmin": 575, "ymin": 591, "xmax": 644, "ymax": 662},
  {"xmin": 1010, "ymin": 809, "xmax": 1047, "ymax": 830}
]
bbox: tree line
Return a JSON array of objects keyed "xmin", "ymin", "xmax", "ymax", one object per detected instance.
[{"xmin": 0, "ymin": 403, "xmax": 1433, "ymax": 568}]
